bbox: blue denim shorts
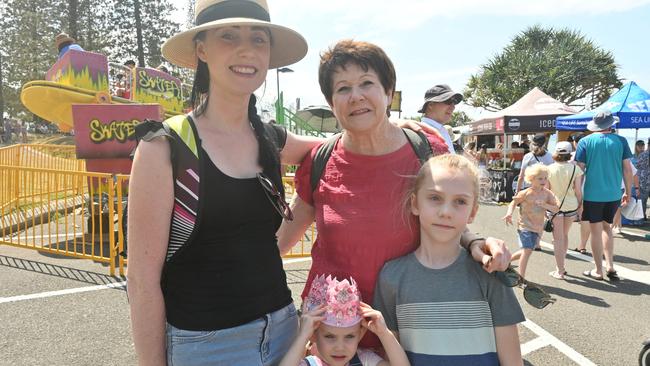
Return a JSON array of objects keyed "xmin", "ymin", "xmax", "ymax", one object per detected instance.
[
  {"xmin": 166, "ymin": 303, "xmax": 298, "ymax": 366},
  {"xmin": 517, "ymin": 230, "xmax": 540, "ymax": 249}
]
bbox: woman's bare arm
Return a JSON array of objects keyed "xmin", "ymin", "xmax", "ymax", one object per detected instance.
[
  {"xmin": 280, "ymin": 132, "xmax": 323, "ymax": 165},
  {"xmin": 127, "ymin": 138, "xmax": 174, "ymax": 366},
  {"xmin": 277, "ymin": 196, "xmax": 315, "ymax": 256}
]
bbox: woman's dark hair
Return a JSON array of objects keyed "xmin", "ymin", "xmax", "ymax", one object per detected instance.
[
  {"xmin": 189, "ymin": 31, "xmax": 284, "ymax": 197},
  {"xmin": 318, "ymin": 40, "xmax": 396, "ymax": 114}
]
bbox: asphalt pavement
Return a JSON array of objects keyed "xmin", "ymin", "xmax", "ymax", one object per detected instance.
[{"xmin": 1, "ymin": 203, "xmax": 649, "ymax": 365}]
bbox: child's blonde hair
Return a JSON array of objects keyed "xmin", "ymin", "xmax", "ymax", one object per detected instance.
[
  {"xmin": 524, "ymin": 164, "xmax": 549, "ymax": 183},
  {"xmin": 405, "ymin": 154, "xmax": 480, "ymax": 214}
]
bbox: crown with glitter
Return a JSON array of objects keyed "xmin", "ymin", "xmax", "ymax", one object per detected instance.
[{"xmin": 304, "ymin": 275, "xmax": 362, "ymax": 328}]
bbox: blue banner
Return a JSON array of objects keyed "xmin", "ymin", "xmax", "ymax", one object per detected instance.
[{"xmin": 556, "ymin": 81, "xmax": 650, "ymax": 130}]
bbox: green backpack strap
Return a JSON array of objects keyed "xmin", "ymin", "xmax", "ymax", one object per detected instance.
[
  {"xmin": 402, "ymin": 128, "xmax": 434, "ymax": 164},
  {"xmin": 310, "ymin": 133, "xmax": 342, "ymax": 193},
  {"xmin": 309, "ymin": 129, "xmax": 433, "ymax": 193}
]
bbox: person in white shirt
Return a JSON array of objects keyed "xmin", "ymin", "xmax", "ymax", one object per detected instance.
[{"xmin": 418, "ymin": 84, "xmax": 462, "ymax": 154}]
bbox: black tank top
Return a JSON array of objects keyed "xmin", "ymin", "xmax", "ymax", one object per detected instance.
[{"xmin": 162, "ymin": 148, "xmax": 292, "ymax": 330}]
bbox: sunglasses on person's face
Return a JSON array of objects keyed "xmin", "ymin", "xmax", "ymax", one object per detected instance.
[
  {"xmin": 495, "ymin": 267, "xmax": 556, "ymax": 309},
  {"xmin": 257, "ymin": 172, "xmax": 294, "ymax": 221}
]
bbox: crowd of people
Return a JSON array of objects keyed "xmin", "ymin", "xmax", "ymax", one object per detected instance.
[
  {"xmin": 0, "ymin": 119, "xmax": 30, "ymax": 144},
  {"xmin": 38, "ymin": 0, "xmax": 643, "ymax": 365}
]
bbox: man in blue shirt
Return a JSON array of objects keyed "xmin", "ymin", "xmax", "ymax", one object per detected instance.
[
  {"xmin": 575, "ymin": 111, "xmax": 633, "ymax": 281},
  {"xmin": 418, "ymin": 84, "xmax": 462, "ymax": 154},
  {"xmin": 55, "ymin": 33, "xmax": 84, "ymax": 60}
]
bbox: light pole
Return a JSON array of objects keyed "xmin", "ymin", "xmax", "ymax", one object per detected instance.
[{"xmin": 276, "ymin": 67, "xmax": 294, "ymax": 102}]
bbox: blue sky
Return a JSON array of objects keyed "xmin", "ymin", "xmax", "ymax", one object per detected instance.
[{"xmin": 171, "ymin": 0, "xmax": 650, "ymax": 126}]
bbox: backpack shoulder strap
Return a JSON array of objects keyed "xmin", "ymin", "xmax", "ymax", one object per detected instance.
[
  {"xmin": 402, "ymin": 128, "xmax": 434, "ymax": 163},
  {"xmin": 159, "ymin": 114, "xmax": 202, "ymax": 262},
  {"xmin": 310, "ymin": 133, "xmax": 342, "ymax": 193},
  {"xmin": 165, "ymin": 114, "xmax": 199, "ymax": 158}
]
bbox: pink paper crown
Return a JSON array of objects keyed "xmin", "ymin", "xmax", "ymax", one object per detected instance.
[{"xmin": 304, "ymin": 274, "xmax": 362, "ymax": 327}]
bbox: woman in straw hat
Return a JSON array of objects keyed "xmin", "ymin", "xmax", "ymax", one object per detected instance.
[{"xmin": 126, "ymin": 1, "xmax": 324, "ymax": 364}]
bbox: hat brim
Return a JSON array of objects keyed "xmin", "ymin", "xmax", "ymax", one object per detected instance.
[
  {"xmin": 417, "ymin": 92, "xmax": 463, "ymax": 113},
  {"xmin": 587, "ymin": 115, "xmax": 619, "ymax": 132},
  {"xmin": 162, "ymin": 18, "xmax": 307, "ymax": 70}
]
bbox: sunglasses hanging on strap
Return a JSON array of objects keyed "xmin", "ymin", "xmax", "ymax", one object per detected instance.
[{"xmin": 495, "ymin": 266, "xmax": 557, "ymax": 309}]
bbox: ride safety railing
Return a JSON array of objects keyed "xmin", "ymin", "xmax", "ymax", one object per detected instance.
[
  {"xmin": 1, "ymin": 144, "xmax": 313, "ymax": 277},
  {"xmin": 275, "ymin": 93, "xmax": 327, "ymax": 138}
]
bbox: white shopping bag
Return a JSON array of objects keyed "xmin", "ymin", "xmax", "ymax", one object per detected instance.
[{"xmin": 621, "ymin": 198, "xmax": 644, "ymax": 221}]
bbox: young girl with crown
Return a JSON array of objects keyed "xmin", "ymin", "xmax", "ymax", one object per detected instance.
[{"xmin": 280, "ymin": 275, "xmax": 409, "ymax": 366}]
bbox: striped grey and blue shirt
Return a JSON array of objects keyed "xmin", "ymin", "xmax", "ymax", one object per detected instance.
[{"xmin": 374, "ymin": 250, "xmax": 525, "ymax": 365}]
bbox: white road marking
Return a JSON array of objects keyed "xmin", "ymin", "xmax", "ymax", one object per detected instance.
[
  {"xmin": 540, "ymin": 240, "xmax": 650, "ymax": 285},
  {"xmin": 522, "ymin": 319, "xmax": 597, "ymax": 366},
  {"xmin": 0, "ymin": 258, "xmax": 311, "ymax": 304},
  {"xmin": 0, "ymin": 281, "xmax": 126, "ymax": 304}
]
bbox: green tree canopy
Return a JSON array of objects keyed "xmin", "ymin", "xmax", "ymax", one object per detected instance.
[
  {"xmin": 0, "ymin": 0, "xmax": 181, "ymax": 120},
  {"xmin": 463, "ymin": 25, "xmax": 622, "ymax": 112},
  {"xmin": 449, "ymin": 110, "xmax": 472, "ymax": 127}
]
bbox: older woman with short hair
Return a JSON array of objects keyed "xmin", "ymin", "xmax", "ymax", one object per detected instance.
[{"xmin": 278, "ymin": 39, "xmax": 509, "ymax": 351}]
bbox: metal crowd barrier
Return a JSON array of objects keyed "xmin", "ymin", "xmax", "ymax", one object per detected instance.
[{"xmin": 1, "ymin": 144, "xmax": 314, "ymax": 277}]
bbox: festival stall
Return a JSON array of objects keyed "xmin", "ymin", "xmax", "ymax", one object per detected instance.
[
  {"xmin": 556, "ymin": 81, "xmax": 650, "ymax": 141},
  {"xmin": 556, "ymin": 81, "xmax": 650, "ymax": 225},
  {"xmin": 469, "ymin": 87, "xmax": 575, "ymax": 202}
]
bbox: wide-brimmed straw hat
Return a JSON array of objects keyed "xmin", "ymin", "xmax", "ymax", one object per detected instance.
[
  {"xmin": 55, "ymin": 33, "xmax": 75, "ymax": 49},
  {"xmin": 162, "ymin": 0, "xmax": 307, "ymax": 69}
]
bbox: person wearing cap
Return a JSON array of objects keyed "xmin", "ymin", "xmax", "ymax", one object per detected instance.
[
  {"xmin": 574, "ymin": 110, "xmax": 633, "ymax": 281},
  {"xmin": 546, "ymin": 141, "xmax": 583, "ymax": 279},
  {"xmin": 55, "ymin": 33, "xmax": 84, "ymax": 60},
  {"xmin": 515, "ymin": 133, "xmax": 553, "ymax": 194},
  {"xmin": 418, "ymin": 84, "xmax": 463, "ymax": 154},
  {"xmin": 125, "ymin": 1, "xmax": 327, "ymax": 364}
]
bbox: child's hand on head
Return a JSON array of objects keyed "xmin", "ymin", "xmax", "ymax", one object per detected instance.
[
  {"xmin": 359, "ymin": 302, "xmax": 389, "ymax": 336},
  {"xmin": 299, "ymin": 305, "xmax": 326, "ymax": 338}
]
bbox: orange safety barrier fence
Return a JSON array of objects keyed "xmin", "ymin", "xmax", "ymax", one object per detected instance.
[
  {"xmin": 1, "ymin": 144, "xmax": 314, "ymax": 276},
  {"xmin": 0, "ymin": 164, "xmax": 120, "ymax": 275}
]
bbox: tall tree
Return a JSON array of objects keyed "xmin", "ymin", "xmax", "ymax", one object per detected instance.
[
  {"xmin": 68, "ymin": 0, "xmax": 79, "ymax": 39},
  {"xmin": 0, "ymin": 0, "xmax": 65, "ymax": 119},
  {"xmin": 109, "ymin": 0, "xmax": 180, "ymax": 68},
  {"xmin": 464, "ymin": 25, "xmax": 622, "ymax": 112},
  {"xmin": 449, "ymin": 110, "xmax": 472, "ymax": 127}
]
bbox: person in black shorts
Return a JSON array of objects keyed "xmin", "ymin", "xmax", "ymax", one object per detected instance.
[{"xmin": 574, "ymin": 111, "xmax": 633, "ymax": 281}]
